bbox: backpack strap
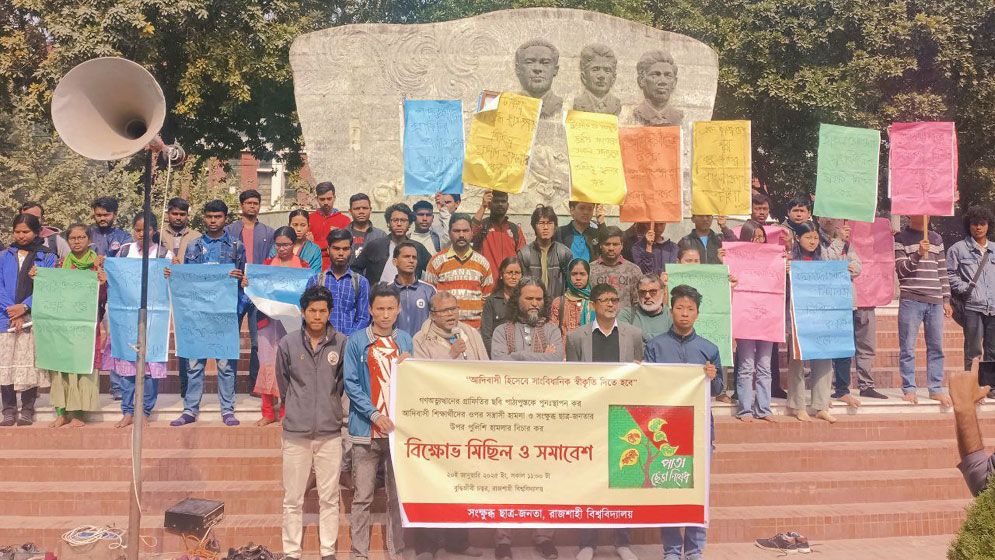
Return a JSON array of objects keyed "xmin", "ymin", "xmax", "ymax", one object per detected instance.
[{"xmin": 352, "ymin": 272, "xmax": 361, "ymax": 301}]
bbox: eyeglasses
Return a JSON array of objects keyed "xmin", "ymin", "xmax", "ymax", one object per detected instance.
[
  {"xmin": 638, "ymin": 289, "xmax": 661, "ymax": 297},
  {"xmin": 595, "ymin": 297, "xmax": 620, "ymax": 304},
  {"xmin": 390, "ymin": 217, "xmax": 409, "ymax": 224},
  {"xmin": 431, "ymin": 307, "xmax": 459, "ymax": 314},
  {"xmin": 275, "ymin": 242, "xmax": 294, "ymax": 248}
]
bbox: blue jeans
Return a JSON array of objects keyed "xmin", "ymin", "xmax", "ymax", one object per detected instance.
[
  {"xmin": 120, "ymin": 375, "xmax": 159, "ymax": 417},
  {"xmin": 238, "ymin": 304, "xmax": 259, "ymax": 391},
  {"xmin": 109, "ymin": 370, "xmax": 123, "ymax": 396},
  {"xmin": 177, "ymin": 357, "xmax": 189, "ymax": 398},
  {"xmin": 736, "ymin": 339, "xmax": 773, "ymax": 418},
  {"xmin": 832, "ymin": 356, "xmax": 852, "ymax": 395},
  {"xmin": 898, "ymin": 299, "xmax": 946, "ymax": 395},
  {"xmin": 183, "ymin": 359, "xmax": 236, "ymax": 417},
  {"xmin": 579, "ymin": 528, "xmax": 630, "ymax": 549},
  {"xmin": 661, "ymin": 527, "xmax": 706, "ymax": 560}
]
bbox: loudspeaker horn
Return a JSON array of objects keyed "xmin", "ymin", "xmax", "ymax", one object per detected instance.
[{"xmin": 51, "ymin": 57, "xmax": 166, "ymax": 161}]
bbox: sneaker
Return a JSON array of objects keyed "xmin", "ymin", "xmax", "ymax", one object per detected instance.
[
  {"xmin": 575, "ymin": 548, "xmax": 594, "ymax": 560},
  {"xmin": 170, "ymin": 413, "xmax": 197, "ymax": 427},
  {"xmin": 495, "ymin": 544, "xmax": 513, "ymax": 560},
  {"xmin": 223, "ymin": 413, "xmax": 240, "ymax": 426},
  {"xmin": 715, "ymin": 394, "xmax": 733, "ymax": 404},
  {"xmin": 615, "ymin": 546, "xmax": 637, "ymax": 560},
  {"xmin": 0, "ymin": 411, "xmax": 15, "ymax": 427},
  {"xmin": 535, "ymin": 541, "xmax": 558, "ymax": 559},
  {"xmin": 771, "ymin": 388, "xmax": 788, "ymax": 399},
  {"xmin": 786, "ymin": 532, "xmax": 811, "ymax": 553},
  {"xmin": 15, "ymin": 410, "xmax": 34, "ymax": 426},
  {"xmin": 755, "ymin": 533, "xmax": 797, "ymax": 553},
  {"xmin": 860, "ymin": 388, "xmax": 889, "ymax": 399}
]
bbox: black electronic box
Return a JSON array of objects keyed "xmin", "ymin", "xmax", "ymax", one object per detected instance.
[{"xmin": 164, "ymin": 498, "xmax": 224, "ymax": 534}]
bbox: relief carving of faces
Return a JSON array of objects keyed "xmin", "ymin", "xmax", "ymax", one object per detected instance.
[
  {"xmin": 637, "ymin": 56, "xmax": 679, "ymax": 106},
  {"xmin": 515, "ymin": 41, "xmax": 560, "ymax": 98}
]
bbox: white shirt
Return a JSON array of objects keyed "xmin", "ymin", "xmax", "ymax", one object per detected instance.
[{"xmin": 592, "ymin": 319, "xmax": 619, "ymax": 336}]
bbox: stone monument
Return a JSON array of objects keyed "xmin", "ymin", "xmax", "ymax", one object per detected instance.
[{"xmin": 290, "ymin": 8, "xmax": 718, "ymax": 216}]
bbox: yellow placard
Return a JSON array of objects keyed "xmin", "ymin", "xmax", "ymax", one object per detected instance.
[
  {"xmin": 389, "ymin": 359, "xmax": 710, "ymax": 528},
  {"xmin": 565, "ymin": 110, "xmax": 627, "ymax": 205},
  {"xmin": 462, "ymin": 92, "xmax": 542, "ymax": 194},
  {"xmin": 691, "ymin": 120, "xmax": 752, "ymax": 215}
]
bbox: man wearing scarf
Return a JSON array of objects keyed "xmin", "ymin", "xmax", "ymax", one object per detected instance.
[{"xmin": 410, "ymin": 291, "xmax": 486, "ymax": 560}]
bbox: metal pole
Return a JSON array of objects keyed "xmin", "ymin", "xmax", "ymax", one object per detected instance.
[{"xmin": 128, "ymin": 148, "xmax": 154, "ymax": 558}]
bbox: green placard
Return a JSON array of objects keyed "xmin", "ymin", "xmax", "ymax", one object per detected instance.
[
  {"xmin": 666, "ymin": 264, "xmax": 733, "ymax": 367},
  {"xmin": 813, "ymin": 123, "xmax": 880, "ymax": 222},
  {"xmin": 32, "ymin": 267, "xmax": 98, "ymax": 374}
]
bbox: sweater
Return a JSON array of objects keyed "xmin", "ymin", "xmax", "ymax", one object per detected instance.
[
  {"xmin": 894, "ymin": 227, "xmax": 951, "ymax": 305},
  {"xmin": 412, "ymin": 320, "xmax": 489, "ymax": 361}
]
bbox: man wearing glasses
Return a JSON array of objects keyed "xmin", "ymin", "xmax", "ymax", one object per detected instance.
[
  {"xmin": 619, "ymin": 274, "xmax": 673, "ymax": 342},
  {"xmin": 351, "ymin": 203, "xmax": 432, "ymax": 285},
  {"xmin": 567, "ymin": 283, "xmax": 643, "ymax": 560}
]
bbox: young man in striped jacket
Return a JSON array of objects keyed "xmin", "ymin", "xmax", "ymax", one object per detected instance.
[{"xmin": 894, "ymin": 215, "xmax": 953, "ymax": 406}]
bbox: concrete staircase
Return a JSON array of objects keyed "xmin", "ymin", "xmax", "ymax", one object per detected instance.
[{"xmin": 2, "ymin": 312, "xmax": 989, "ymax": 559}]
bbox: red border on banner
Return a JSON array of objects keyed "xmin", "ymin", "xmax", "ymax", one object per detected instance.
[{"xmin": 403, "ymin": 503, "xmax": 704, "ymax": 525}]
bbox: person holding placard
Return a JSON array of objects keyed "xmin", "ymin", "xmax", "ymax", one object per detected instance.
[
  {"xmin": 48, "ymin": 224, "xmax": 104, "ymax": 428},
  {"xmin": 734, "ymin": 222, "xmax": 777, "ymax": 422},
  {"xmin": 631, "ymin": 222, "xmax": 678, "ymax": 276},
  {"xmin": 895, "ymin": 215, "xmax": 953, "ymax": 406},
  {"xmin": 472, "ymin": 191, "xmax": 526, "ymax": 282},
  {"xmin": 679, "ymin": 215, "xmax": 724, "ymax": 265},
  {"xmin": 113, "ymin": 213, "xmax": 173, "ymax": 428},
  {"xmin": 818, "ymin": 217, "xmax": 863, "ymax": 408},
  {"xmin": 786, "ymin": 221, "xmax": 836, "ymax": 423},
  {"xmin": 431, "ymin": 193, "xmax": 462, "ymax": 250},
  {"xmin": 947, "ymin": 206, "xmax": 995, "ymax": 400},
  {"xmin": 0, "ymin": 214, "xmax": 57, "ymax": 426}
]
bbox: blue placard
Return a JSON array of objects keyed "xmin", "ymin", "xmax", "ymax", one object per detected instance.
[
  {"xmin": 403, "ymin": 99, "xmax": 464, "ymax": 196},
  {"xmin": 789, "ymin": 260, "xmax": 856, "ymax": 360},
  {"xmin": 169, "ymin": 263, "xmax": 240, "ymax": 360},
  {"xmin": 244, "ymin": 264, "xmax": 314, "ymax": 331},
  {"xmin": 103, "ymin": 258, "xmax": 172, "ymax": 363}
]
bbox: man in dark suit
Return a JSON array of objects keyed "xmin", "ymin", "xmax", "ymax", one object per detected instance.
[{"xmin": 566, "ymin": 283, "xmax": 643, "ymax": 560}]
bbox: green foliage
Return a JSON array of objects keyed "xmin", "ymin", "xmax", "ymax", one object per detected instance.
[{"xmin": 948, "ymin": 481, "xmax": 995, "ymax": 559}]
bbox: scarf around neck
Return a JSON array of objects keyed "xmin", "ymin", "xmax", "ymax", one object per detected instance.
[
  {"xmin": 564, "ymin": 258, "xmax": 594, "ymax": 326},
  {"xmin": 11, "ymin": 238, "xmax": 51, "ymax": 305},
  {"xmin": 63, "ymin": 249, "xmax": 98, "ymax": 270}
]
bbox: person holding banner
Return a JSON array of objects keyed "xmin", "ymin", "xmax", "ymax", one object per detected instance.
[
  {"xmin": 643, "ymin": 284, "xmax": 719, "ymax": 560},
  {"xmin": 895, "ymin": 215, "xmax": 953, "ymax": 406},
  {"xmin": 734, "ymin": 222, "xmax": 777, "ymax": 423},
  {"xmin": 947, "ymin": 206, "xmax": 995, "ymax": 400},
  {"xmin": 569, "ymin": 283, "xmax": 642, "ymax": 560},
  {"xmin": 344, "ymin": 283, "xmax": 412, "ymax": 560},
  {"xmin": 481, "ymin": 257, "xmax": 523, "ymax": 353},
  {"xmin": 272, "ymin": 209, "xmax": 322, "ymax": 276},
  {"xmin": 114, "ymin": 213, "xmax": 172, "ymax": 428},
  {"xmin": 518, "ymin": 206, "xmax": 572, "ymax": 299},
  {"xmin": 411, "ymin": 291, "xmax": 486, "ymax": 560},
  {"xmin": 472, "ymin": 191, "xmax": 526, "ymax": 282},
  {"xmin": 818, "ymin": 218, "xmax": 863, "ymax": 408},
  {"xmin": 250, "ymin": 226, "xmax": 309, "ymax": 426},
  {"xmin": 161, "ymin": 197, "xmax": 201, "ymax": 399},
  {"xmin": 549, "ymin": 258, "xmax": 596, "ymax": 342},
  {"xmin": 786, "ymin": 221, "xmax": 836, "ymax": 423},
  {"xmin": 171, "ymin": 199, "xmax": 246, "ymax": 427},
  {"xmin": 90, "ymin": 196, "xmax": 132, "ymax": 401},
  {"xmin": 48, "ymin": 224, "xmax": 104, "ymax": 427},
  {"xmin": 631, "ymin": 222, "xmax": 678, "ymax": 276},
  {"xmin": 0, "ymin": 214, "xmax": 57, "ymax": 426},
  {"xmin": 276, "ymin": 285, "xmax": 348, "ymax": 560}
]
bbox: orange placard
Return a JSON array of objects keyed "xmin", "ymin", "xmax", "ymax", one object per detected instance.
[{"xmin": 619, "ymin": 126, "xmax": 682, "ymax": 223}]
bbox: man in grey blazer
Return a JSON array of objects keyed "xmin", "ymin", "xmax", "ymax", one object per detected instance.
[{"xmin": 566, "ymin": 283, "xmax": 643, "ymax": 560}]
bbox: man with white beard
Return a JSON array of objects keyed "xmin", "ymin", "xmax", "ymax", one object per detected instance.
[{"xmin": 618, "ymin": 274, "xmax": 673, "ymax": 342}]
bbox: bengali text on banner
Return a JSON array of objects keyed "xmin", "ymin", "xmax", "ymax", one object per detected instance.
[
  {"xmin": 691, "ymin": 120, "xmax": 751, "ymax": 216},
  {"xmin": 32, "ymin": 268, "xmax": 99, "ymax": 373},
  {"xmin": 169, "ymin": 264, "xmax": 240, "ymax": 360},
  {"xmin": 565, "ymin": 110, "xmax": 627, "ymax": 205},
  {"xmin": 813, "ymin": 123, "xmax": 880, "ymax": 223},
  {"xmin": 850, "ymin": 218, "xmax": 896, "ymax": 308},
  {"xmin": 104, "ymin": 258, "xmax": 171, "ymax": 363},
  {"xmin": 463, "ymin": 92, "xmax": 541, "ymax": 194},
  {"xmin": 722, "ymin": 242, "xmax": 786, "ymax": 343},
  {"xmin": 403, "ymin": 99, "xmax": 465, "ymax": 196},
  {"xmin": 888, "ymin": 122, "xmax": 958, "ymax": 216},
  {"xmin": 619, "ymin": 126, "xmax": 682, "ymax": 223},
  {"xmin": 390, "ymin": 360, "xmax": 710, "ymax": 528},
  {"xmin": 789, "ymin": 260, "xmax": 855, "ymax": 360}
]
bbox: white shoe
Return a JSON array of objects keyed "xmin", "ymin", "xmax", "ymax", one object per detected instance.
[
  {"xmin": 616, "ymin": 547, "xmax": 638, "ymax": 560},
  {"xmin": 576, "ymin": 547, "xmax": 595, "ymax": 560}
]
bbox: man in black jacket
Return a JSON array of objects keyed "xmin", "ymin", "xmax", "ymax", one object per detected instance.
[
  {"xmin": 351, "ymin": 202, "xmax": 431, "ymax": 285},
  {"xmin": 276, "ymin": 286, "xmax": 349, "ymax": 560},
  {"xmin": 555, "ymin": 201, "xmax": 600, "ymax": 262}
]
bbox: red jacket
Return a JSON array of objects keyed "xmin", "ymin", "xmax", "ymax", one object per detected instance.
[{"xmin": 309, "ymin": 209, "xmax": 351, "ymax": 270}]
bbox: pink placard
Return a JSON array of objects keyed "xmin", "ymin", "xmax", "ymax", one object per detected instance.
[
  {"xmin": 889, "ymin": 122, "xmax": 957, "ymax": 216},
  {"xmin": 850, "ymin": 217, "xmax": 896, "ymax": 307},
  {"xmin": 723, "ymin": 242, "xmax": 786, "ymax": 343}
]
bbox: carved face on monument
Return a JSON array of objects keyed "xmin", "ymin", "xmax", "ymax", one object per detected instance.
[
  {"xmin": 637, "ymin": 51, "xmax": 679, "ymax": 107},
  {"xmin": 515, "ymin": 40, "xmax": 560, "ymax": 98},
  {"xmin": 579, "ymin": 45, "xmax": 617, "ymax": 97}
]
